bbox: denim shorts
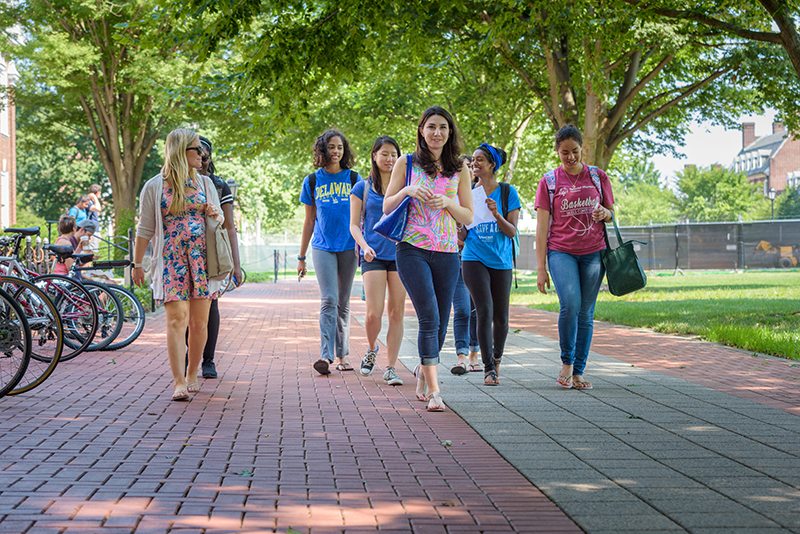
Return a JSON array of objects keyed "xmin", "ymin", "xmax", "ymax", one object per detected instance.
[{"xmin": 361, "ymin": 258, "xmax": 398, "ymax": 273}]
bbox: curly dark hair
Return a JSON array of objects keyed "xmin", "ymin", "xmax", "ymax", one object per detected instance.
[
  {"xmin": 313, "ymin": 129, "xmax": 355, "ymax": 170},
  {"xmin": 555, "ymin": 124, "xmax": 583, "ymax": 148},
  {"xmin": 369, "ymin": 136, "xmax": 401, "ymax": 196},
  {"xmin": 415, "ymin": 106, "xmax": 463, "ymax": 178}
]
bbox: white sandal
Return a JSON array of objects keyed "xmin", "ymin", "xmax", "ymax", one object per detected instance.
[{"xmin": 427, "ymin": 392, "xmax": 445, "ymax": 412}]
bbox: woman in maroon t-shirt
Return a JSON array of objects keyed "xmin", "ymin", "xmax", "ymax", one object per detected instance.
[{"xmin": 534, "ymin": 125, "xmax": 615, "ymax": 390}]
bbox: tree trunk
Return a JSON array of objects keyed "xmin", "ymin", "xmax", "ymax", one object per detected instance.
[{"xmin": 759, "ymin": 0, "xmax": 800, "ymax": 79}]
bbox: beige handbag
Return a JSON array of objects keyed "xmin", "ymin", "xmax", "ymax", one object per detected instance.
[{"xmin": 201, "ymin": 176, "xmax": 234, "ymax": 281}]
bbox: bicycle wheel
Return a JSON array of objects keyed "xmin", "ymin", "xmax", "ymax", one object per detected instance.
[
  {"xmin": 104, "ymin": 285, "xmax": 146, "ymax": 351},
  {"xmin": 33, "ymin": 275, "xmax": 99, "ymax": 361},
  {"xmin": 2, "ymin": 277, "xmax": 64, "ymax": 394},
  {"xmin": 81, "ymin": 280, "xmax": 123, "ymax": 351},
  {"xmin": 0, "ymin": 286, "xmax": 32, "ymax": 398}
]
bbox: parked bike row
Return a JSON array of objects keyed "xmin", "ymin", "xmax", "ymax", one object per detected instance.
[{"xmin": 0, "ymin": 227, "xmax": 147, "ymax": 398}]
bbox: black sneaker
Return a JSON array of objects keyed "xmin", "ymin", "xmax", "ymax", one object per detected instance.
[
  {"xmin": 360, "ymin": 347, "xmax": 378, "ymax": 376},
  {"xmin": 202, "ymin": 361, "xmax": 218, "ymax": 378}
]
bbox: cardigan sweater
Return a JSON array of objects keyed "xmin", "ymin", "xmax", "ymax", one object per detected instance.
[{"xmin": 136, "ymin": 173, "xmax": 224, "ymax": 301}]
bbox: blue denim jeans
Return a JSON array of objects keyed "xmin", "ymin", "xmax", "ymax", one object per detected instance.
[
  {"xmin": 452, "ymin": 266, "xmax": 478, "ymax": 355},
  {"xmin": 547, "ymin": 250, "xmax": 605, "ymax": 375},
  {"xmin": 312, "ymin": 248, "xmax": 358, "ymax": 362},
  {"xmin": 396, "ymin": 242, "xmax": 460, "ymax": 366}
]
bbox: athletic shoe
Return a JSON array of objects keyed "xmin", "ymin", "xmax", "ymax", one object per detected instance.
[
  {"xmin": 383, "ymin": 367, "xmax": 403, "ymax": 386},
  {"xmin": 202, "ymin": 361, "xmax": 218, "ymax": 379},
  {"xmin": 360, "ymin": 347, "xmax": 378, "ymax": 376}
]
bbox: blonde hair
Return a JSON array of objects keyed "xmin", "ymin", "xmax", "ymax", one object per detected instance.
[{"xmin": 162, "ymin": 128, "xmax": 199, "ymax": 215}]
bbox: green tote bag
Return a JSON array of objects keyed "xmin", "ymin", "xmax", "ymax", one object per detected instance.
[{"xmin": 601, "ymin": 213, "xmax": 647, "ymax": 297}]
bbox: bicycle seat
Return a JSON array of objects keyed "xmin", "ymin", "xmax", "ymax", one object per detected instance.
[
  {"xmin": 74, "ymin": 253, "xmax": 94, "ymax": 265},
  {"xmin": 4, "ymin": 227, "xmax": 40, "ymax": 236},
  {"xmin": 43, "ymin": 244, "xmax": 75, "ymax": 261},
  {"xmin": 92, "ymin": 259, "xmax": 131, "ymax": 269}
]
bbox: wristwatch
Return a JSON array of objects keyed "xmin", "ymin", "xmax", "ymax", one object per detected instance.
[
  {"xmin": 297, "ymin": 255, "xmax": 306, "ymax": 261},
  {"xmin": 131, "ymin": 262, "xmax": 141, "ymax": 269}
]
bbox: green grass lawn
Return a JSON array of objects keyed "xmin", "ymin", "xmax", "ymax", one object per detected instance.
[{"xmin": 511, "ymin": 270, "xmax": 800, "ymax": 361}]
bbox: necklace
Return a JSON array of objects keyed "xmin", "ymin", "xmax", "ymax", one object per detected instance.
[{"xmin": 565, "ymin": 170, "xmax": 581, "ymax": 190}]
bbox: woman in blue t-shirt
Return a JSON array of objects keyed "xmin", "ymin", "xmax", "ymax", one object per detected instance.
[
  {"xmin": 349, "ymin": 136, "xmax": 407, "ymax": 386},
  {"xmin": 298, "ymin": 129, "xmax": 363, "ymax": 375},
  {"xmin": 461, "ymin": 144, "xmax": 520, "ymax": 386}
]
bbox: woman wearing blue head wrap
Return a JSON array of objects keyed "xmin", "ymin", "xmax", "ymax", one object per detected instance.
[{"xmin": 460, "ymin": 143, "xmax": 520, "ymax": 386}]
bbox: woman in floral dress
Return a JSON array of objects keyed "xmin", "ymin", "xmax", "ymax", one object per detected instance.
[{"xmin": 133, "ymin": 128, "xmax": 224, "ymax": 401}]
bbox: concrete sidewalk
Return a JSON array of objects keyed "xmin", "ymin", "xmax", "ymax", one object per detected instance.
[{"xmin": 1, "ymin": 281, "xmax": 799, "ymax": 534}]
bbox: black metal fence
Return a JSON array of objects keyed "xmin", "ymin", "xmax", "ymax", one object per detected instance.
[{"xmin": 516, "ymin": 219, "xmax": 800, "ymax": 271}]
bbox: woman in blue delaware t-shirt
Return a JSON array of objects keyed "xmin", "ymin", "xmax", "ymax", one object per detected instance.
[
  {"xmin": 460, "ymin": 143, "xmax": 520, "ymax": 387},
  {"xmin": 349, "ymin": 136, "xmax": 407, "ymax": 386},
  {"xmin": 298, "ymin": 129, "xmax": 363, "ymax": 375}
]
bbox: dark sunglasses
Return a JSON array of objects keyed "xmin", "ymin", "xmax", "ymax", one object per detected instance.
[
  {"xmin": 201, "ymin": 155, "xmax": 210, "ymax": 162},
  {"xmin": 186, "ymin": 146, "xmax": 203, "ymax": 155}
]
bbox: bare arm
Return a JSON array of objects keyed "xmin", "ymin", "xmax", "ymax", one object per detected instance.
[
  {"xmin": 383, "ymin": 156, "xmax": 433, "ymax": 214},
  {"xmin": 349, "ymin": 192, "xmax": 375, "ymax": 262},
  {"xmin": 132, "ymin": 236, "xmax": 150, "ymax": 287},
  {"xmin": 447, "ymin": 166, "xmax": 474, "ymax": 226},
  {"xmin": 221, "ymin": 202, "xmax": 243, "ymax": 284},
  {"xmin": 297, "ymin": 204, "xmax": 315, "ymax": 277},
  {"xmin": 535, "ymin": 208, "xmax": 550, "ymax": 294}
]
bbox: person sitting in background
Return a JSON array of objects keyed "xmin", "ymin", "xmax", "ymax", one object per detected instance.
[
  {"xmin": 68, "ymin": 195, "xmax": 91, "ymax": 225},
  {"xmin": 52, "ymin": 217, "xmax": 95, "ymax": 277}
]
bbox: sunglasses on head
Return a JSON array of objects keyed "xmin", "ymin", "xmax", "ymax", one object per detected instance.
[{"xmin": 186, "ymin": 146, "xmax": 203, "ymax": 155}]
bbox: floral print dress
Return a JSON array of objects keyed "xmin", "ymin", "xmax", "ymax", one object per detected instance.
[{"xmin": 161, "ymin": 177, "xmax": 216, "ymax": 302}]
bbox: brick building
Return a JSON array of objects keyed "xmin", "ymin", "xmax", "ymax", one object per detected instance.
[
  {"xmin": 0, "ymin": 54, "xmax": 17, "ymax": 228},
  {"xmin": 732, "ymin": 121, "xmax": 800, "ymax": 195}
]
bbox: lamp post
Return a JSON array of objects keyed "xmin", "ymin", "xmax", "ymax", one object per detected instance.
[
  {"xmin": 768, "ymin": 187, "xmax": 776, "ymax": 219},
  {"xmin": 227, "ymin": 179, "xmax": 240, "ymax": 202}
]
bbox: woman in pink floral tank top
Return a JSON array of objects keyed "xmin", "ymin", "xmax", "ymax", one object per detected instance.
[{"xmin": 383, "ymin": 106, "xmax": 474, "ymax": 412}]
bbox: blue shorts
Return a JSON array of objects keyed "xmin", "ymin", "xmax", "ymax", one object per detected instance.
[{"xmin": 361, "ymin": 258, "xmax": 397, "ymax": 273}]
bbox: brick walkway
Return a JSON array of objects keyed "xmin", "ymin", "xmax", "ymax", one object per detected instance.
[{"xmin": 0, "ymin": 282, "xmax": 579, "ymax": 534}]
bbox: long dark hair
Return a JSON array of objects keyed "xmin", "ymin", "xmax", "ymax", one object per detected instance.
[
  {"xmin": 313, "ymin": 129, "xmax": 355, "ymax": 170},
  {"xmin": 415, "ymin": 106, "xmax": 463, "ymax": 178},
  {"xmin": 369, "ymin": 136, "xmax": 401, "ymax": 196}
]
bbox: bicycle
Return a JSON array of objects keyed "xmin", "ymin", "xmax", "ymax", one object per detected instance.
[
  {"xmin": 0, "ymin": 275, "xmax": 63, "ymax": 394},
  {"xmin": 75, "ymin": 259, "xmax": 145, "ymax": 351},
  {"xmin": 0, "ymin": 283, "xmax": 32, "ymax": 398},
  {"xmin": 1, "ymin": 229, "xmax": 99, "ymax": 360}
]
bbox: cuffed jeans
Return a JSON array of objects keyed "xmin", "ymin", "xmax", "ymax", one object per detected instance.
[
  {"xmin": 452, "ymin": 266, "xmax": 478, "ymax": 355},
  {"xmin": 547, "ymin": 249, "xmax": 604, "ymax": 375},
  {"xmin": 312, "ymin": 248, "xmax": 358, "ymax": 362},
  {"xmin": 396, "ymin": 242, "xmax": 460, "ymax": 366},
  {"xmin": 461, "ymin": 261, "xmax": 512, "ymax": 372}
]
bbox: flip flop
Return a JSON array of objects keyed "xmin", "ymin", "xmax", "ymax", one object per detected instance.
[
  {"xmin": 572, "ymin": 378, "xmax": 593, "ymax": 390},
  {"xmin": 556, "ymin": 374, "xmax": 573, "ymax": 388},
  {"xmin": 335, "ymin": 362, "xmax": 354, "ymax": 371},
  {"xmin": 172, "ymin": 388, "xmax": 189, "ymax": 401},
  {"xmin": 468, "ymin": 364, "xmax": 482, "ymax": 372},
  {"xmin": 451, "ymin": 362, "xmax": 467, "ymax": 375},
  {"xmin": 314, "ymin": 359, "xmax": 332, "ymax": 375},
  {"xmin": 427, "ymin": 392, "xmax": 446, "ymax": 412},
  {"xmin": 186, "ymin": 382, "xmax": 199, "ymax": 393}
]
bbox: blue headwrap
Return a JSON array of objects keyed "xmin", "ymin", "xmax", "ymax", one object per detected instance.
[{"xmin": 478, "ymin": 143, "xmax": 503, "ymax": 173}]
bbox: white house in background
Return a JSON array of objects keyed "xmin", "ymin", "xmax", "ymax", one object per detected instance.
[
  {"xmin": 732, "ymin": 121, "xmax": 800, "ymax": 195},
  {"xmin": 0, "ymin": 55, "xmax": 17, "ymax": 229}
]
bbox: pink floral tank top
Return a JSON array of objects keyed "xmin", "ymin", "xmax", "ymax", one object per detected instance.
[{"xmin": 402, "ymin": 162, "xmax": 460, "ymax": 253}]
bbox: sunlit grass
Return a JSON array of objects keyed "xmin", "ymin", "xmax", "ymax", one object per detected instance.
[{"xmin": 511, "ymin": 270, "xmax": 800, "ymax": 360}]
